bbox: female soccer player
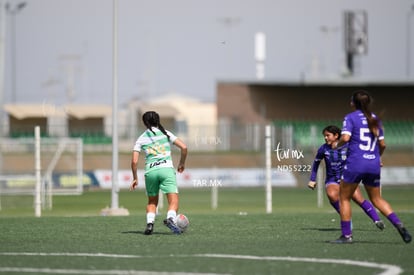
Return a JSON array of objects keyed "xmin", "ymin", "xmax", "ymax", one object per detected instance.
[
  {"xmin": 130, "ymin": 111, "xmax": 187, "ymax": 235},
  {"xmin": 308, "ymin": 125, "xmax": 384, "ymax": 229},
  {"xmin": 331, "ymin": 90, "xmax": 411, "ymax": 244}
]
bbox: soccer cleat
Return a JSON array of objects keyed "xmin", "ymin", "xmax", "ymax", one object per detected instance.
[
  {"xmin": 375, "ymin": 220, "xmax": 385, "ymax": 230},
  {"xmin": 330, "ymin": 235, "xmax": 353, "ymax": 244},
  {"xmin": 163, "ymin": 217, "xmax": 181, "ymax": 235},
  {"xmin": 396, "ymin": 225, "xmax": 412, "ymax": 243},
  {"xmin": 144, "ymin": 223, "xmax": 154, "ymax": 235}
]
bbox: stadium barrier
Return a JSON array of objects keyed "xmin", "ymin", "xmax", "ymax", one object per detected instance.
[{"xmin": 88, "ymin": 167, "xmax": 414, "ymax": 190}]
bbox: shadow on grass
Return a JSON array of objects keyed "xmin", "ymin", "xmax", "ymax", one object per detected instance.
[
  {"xmin": 301, "ymin": 227, "xmax": 340, "ymax": 232},
  {"xmin": 121, "ymin": 230, "xmax": 172, "ymax": 235},
  {"xmin": 301, "ymin": 227, "xmax": 387, "ymax": 233},
  {"xmin": 324, "ymin": 239, "xmax": 403, "ymax": 245}
]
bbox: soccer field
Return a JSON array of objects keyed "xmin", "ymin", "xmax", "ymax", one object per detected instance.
[{"xmin": 0, "ymin": 186, "xmax": 413, "ymax": 274}]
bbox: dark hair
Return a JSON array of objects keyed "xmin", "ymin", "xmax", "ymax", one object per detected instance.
[
  {"xmin": 322, "ymin": 125, "xmax": 341, "ymax": 138},
  {"xmin": 142, "ymin": 111, "xmax": 170, "ymax": 140},
  {"xmin": 351, "ymin": 90, "xmax": 380, "ymax": 137}
]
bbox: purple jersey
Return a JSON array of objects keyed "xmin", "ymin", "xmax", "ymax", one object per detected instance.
[
  {"xmin": 310, "ymin": 143, "xmax": 347, "ymax": 184},
  {"xmin": 341, "ymin": 110, "xmax": 384, "ymax": 185}
]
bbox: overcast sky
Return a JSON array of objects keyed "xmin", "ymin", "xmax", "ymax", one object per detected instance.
[{"xmin": 1, "ymin": 0, "xmax": 414, "ymax": 106}]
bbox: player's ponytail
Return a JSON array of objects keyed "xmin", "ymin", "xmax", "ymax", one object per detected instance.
[
  {"xmin": 142, "ymin": 111, "xmax": 170, "ymax": 141},
  {"xmin": 351, "ymin": 90, "xmax": 380, "ymax": 137},
  {"xmin": 157, "ymin": 123, "xmax": 170, "ymax": 141}
]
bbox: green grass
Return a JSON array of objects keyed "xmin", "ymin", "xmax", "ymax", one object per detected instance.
[{"xmin": 0, "ymin": 186, "xmax": 413, "ymax": 274}]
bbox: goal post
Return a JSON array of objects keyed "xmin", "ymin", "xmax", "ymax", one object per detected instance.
[
  {"xmin": 43, "ymin": 136, "xmax": 84, "ymax": 209},
  {"xmin": 0, "ymin": 129, "xmax": 84, "ymax": 215},
  {"xmin": 35, "ymin": 126, "xmax": 41, "ymax": 217},
  {"xmin": 265, "ymin": 124, "xmax": 272, "ymax": 213}
]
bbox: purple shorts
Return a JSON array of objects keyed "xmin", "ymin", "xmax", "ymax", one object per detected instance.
[
  {"xmin": 341, "ymin": 169, "xmax": 381, "ymax": 187},
  {"xmin": 325, "ymin": 176, "xmax": 340, "ymax": 185}
]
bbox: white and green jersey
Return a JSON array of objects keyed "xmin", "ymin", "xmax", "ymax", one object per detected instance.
[{"xmin": 133, "ymin": 127, "xmax": 178, "ymax": 172}]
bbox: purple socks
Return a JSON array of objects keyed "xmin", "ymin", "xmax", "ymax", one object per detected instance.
[
  {"xmin": 359, "ymin": 200, "xmax": 381, "ymax": 222},
  {"xmin": 387, "ymin": 212, "xmax": 402, "ymax": 227},
  {"xmin": 330, "ymin": 200, "xmax": 340, "ymax": 214},
  {"xmin": 341, "ymin": 220, "xmax": 352, "ymax": 237}
]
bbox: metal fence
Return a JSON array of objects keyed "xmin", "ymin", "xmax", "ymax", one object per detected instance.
[{"xmin": 0, "ymin": 120, "xmax": 413, "ymax": 153}]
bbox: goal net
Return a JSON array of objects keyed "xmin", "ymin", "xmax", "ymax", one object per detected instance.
[{"xmin": 0, "ymin": 135, "xmax": 83, "ymax": 213}]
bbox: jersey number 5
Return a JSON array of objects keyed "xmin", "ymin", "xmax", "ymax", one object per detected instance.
[{"xmin": 359, "ymin": 128, "xmax": 377, "ymax": 152}]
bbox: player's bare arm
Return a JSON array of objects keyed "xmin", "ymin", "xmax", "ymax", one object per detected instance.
[
  {"xmin": 130, "ymin": 151, "xmax": 139, "ymax": 191},
  {"xmin": 174, "ymin": 138, "xmax": 187, "ymax": 173}
]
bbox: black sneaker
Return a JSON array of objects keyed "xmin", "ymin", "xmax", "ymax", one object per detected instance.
[
  {"xmin": 163, "ymin": 217, "xmax": 181, "ymax": 235},
  {"xmin": 375, "ymin": 220, "xmax": 385, "ymax": 230},
  {"xmin": 330, "ymin": 235, "xmax": 353, "ymax": 244},
  {"xmin": 144, "ymin": 223, "xmax": 154, "ymax": 235},
  {"xmin": 397, "ymin": 225, "xmax": 412, "ymax": 243}
]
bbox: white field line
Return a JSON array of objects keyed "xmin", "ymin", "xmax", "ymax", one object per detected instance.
[
  {"xmin": 0, "ymin": 268, "xmax": 226, "ymax": 275},
  {"xmin": 0, "ymin": 252, "xmax": 142, "ymax": 258},
  {"xmin": 0, "ymin": 252, "xmax": 403, "ymax": 275},
  {"xmin": 195, "ymin": 254, "xmax": 403, "ymax": 275}
]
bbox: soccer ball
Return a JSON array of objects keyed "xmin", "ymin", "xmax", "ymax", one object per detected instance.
[{"xmin": 175, "ymin": 214, "xmax": 189, "ymax": 232}]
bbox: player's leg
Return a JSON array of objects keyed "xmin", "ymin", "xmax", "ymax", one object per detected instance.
[
  {"xmin": 364, "ymin": 185, "xmax": 392, "ymax": 216},
  {"xmin": 365, "ymin": 184, "xmax": 411, "ymax": 243},
  {"xmin": 166, "ymin": 193, "xmax": 179, "ymax": 214},
  {"xmin": 159, "ymin": 168, "xmax": 179, "ymax": 217},
  {"xmin": 159, "ymin": 168, "xmax": 181, "ymax": 234},
  {"xmin": 144, "ymin": 171, "xmax": 160, "ymax": 235},
  {"xmin": 351, "ymin": 186, "xmax": 383, "ymax": 228},
  {"xmin": 339, "ymin": 181, "xmax": 358, "ymax": 232},
  {"xmin": 163, "ymin": 194, "xmax": 181, "ymax": 234},
  {"xmin": 331, "ymin": 180, "xmax": 358, "ymax": 244},
  {"xmin": 325, "ymin": 183, "xmax": 340, "ymax": 214},
  {"xmin": 144, "ymin": 195, "xmax": 158, "ymax": 235}
]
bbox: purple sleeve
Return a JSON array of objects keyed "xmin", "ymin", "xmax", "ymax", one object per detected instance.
[
  {"xmin": 341, "ymin": 113, "xmax": 353, "ymax": 136},
  {"xmin": 309, "ymin": 145, "xmax": 324, "ymax": 181}
]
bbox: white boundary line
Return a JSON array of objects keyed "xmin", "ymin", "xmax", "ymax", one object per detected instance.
[
  {"xmin": 195, "ymin": 254, "xmax": 403, "ymax": 275},
  {"xmin": 0, "ymin": 252, "xmax": 142, "ymax": 258},
  {"xmin": 0, "ymin": 267, "xmax": 226, "ymax": 275},
  {"xmin": 0, "ymin": 252, "xmax": 403, "ymax": 275}
]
